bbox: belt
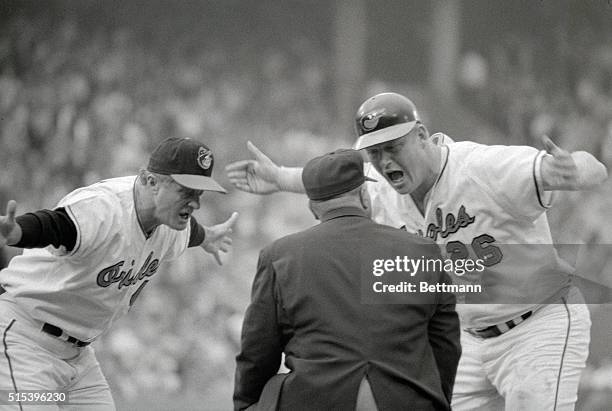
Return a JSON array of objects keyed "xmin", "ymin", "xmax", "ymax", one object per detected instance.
[
  {"xmin": 467, "ymin": 311, "xmax": 533, "ymax": 339},
  {"xmin": 41, "ymin": 323, "xmax": 90, "ymax": 347}
]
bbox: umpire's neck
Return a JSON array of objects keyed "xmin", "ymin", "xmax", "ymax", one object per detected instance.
[{"xmin": 308, "ymin": 185, "xmax": 371, "ymax": 221}]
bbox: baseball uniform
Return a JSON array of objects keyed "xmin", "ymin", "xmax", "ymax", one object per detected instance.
[
  {"xmin": 0, "ymin": 176, "xmax": 191, "ymax": 410},
  {"xmin": 367, "ymin": 138, "xmax": 590, "ymax": 411}
]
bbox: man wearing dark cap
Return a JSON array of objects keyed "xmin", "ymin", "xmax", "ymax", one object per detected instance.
[
  {"xmin": 227, "ymin": 91, "xmax": 609, "ymax": 410},
  {"xmin": 0, "ymin": 137, "xmax": 237, "ymax": 410},
  {"xmin": 234, "ymin": 149, "xmax": 461, "ymax": 411}
]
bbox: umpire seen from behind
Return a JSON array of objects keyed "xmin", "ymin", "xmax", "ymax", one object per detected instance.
[{"xmin": 234, "ymin": 149, "xmax": 461, "ymax": 411}]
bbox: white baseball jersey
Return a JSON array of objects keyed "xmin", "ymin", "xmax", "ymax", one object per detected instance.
[
  {"xmin": 367, "ymin": 138, "xmax": 574, "ymax": 329},
  {"xmin": 0, "ymin": 176, "xmax": 190, "ymax": 341}
]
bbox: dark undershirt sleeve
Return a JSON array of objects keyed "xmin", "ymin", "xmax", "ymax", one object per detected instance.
[
  {"xmin": 15, "ymin": 207, "xmax": 77, "ymax": 251},
  {"xmin": 189, "ymin": 215, "xmax": 206, "ymax": 247},
  {"xmin": 15, "ymin": 208, "xmax": 205, "ymax": 250}
]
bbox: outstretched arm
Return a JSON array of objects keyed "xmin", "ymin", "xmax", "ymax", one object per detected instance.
[
  {"xmin": 0, "ymin": 203, "xmax": 85, "ymax": 252},
  {"xmin": 541, "ymin": 135, "xmax": 608, "ymax": 191},
  {"xmin": 225, "ymin": 141, "xmax": 305, "ymax": 194}
]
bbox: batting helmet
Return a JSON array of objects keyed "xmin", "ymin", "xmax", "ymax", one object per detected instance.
[{"xmin": 354, "ymin": 92, "xmax": 421, "ymax": 150}]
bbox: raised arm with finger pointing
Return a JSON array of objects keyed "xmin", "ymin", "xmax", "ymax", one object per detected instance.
[
  {"xmin": 540, "ymin": 135, "xmax": 608, "ymax": 191},
  {"xmin": 225, "ymin": 141, "xmax": 304, "ymax": 194}
]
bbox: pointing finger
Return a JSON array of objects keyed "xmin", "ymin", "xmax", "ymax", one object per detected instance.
[
  {"xmin": 247, "ymin": 141, "xmax": 273, "ymax": 163},
  {"xmin": 542, "ymin": 135, "xmax": 563, "ymax": 156}
]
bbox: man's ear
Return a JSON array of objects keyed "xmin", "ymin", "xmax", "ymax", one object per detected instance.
[
  {"xmin": 416, "ymin": 123, "xmax": 430, "ymax": 143},
  {"xmin": 359, "ymin": 185, "xmax": 372, "ymax": 216},
  {"xmin": 146, "ymin": 174, "xmax": 161, "ymax": 193},
  {"xmin": 137, "ymin": 169, "xmax": 148, "ymax": 185}
]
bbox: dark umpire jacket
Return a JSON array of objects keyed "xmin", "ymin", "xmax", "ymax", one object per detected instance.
[{"xmin": 234, "ymin": 207, "xmax": 461, "ymax": 411}]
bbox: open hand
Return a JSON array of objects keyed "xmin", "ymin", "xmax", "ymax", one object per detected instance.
[
  {"xmin": 0, "ymin": 200, "xmax": 18, "ymax": 248},
  {"xmin": 202, "ymin": 212, "xmax": 239, "ymax": 265}
]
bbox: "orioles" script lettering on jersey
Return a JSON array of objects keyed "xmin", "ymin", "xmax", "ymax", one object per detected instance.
[
  {"xmin": 426, "ymin": 205, "xmax": 475, "ymax": 241},
  {"xmin": 96, "ymin": 251, "xmax": 160, "ymax": 289}
]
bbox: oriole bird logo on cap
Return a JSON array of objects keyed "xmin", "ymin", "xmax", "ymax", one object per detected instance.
[{"xmin": 198, "ymin": 147, "xmax": 213, "ymax": 170}]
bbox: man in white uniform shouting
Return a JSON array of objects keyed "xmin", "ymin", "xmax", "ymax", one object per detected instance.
[
  {"xmin": 0, "ymin": 137, "xmax": 238, "ymax": 410},
  {"xmin": 225, "ymin": 92, "xmax": 608, "ymax": 410}
]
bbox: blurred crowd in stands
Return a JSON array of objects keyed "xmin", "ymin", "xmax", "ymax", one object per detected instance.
[
  {"xmin": 459, "ymin": 29, "xmax": 612, "ymax": 165},
  {"xmin": 1, "ymin": 5, "xmax": 611, "ymax": 410}
]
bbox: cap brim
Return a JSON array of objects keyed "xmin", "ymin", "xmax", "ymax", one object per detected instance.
[
  {"xmin": 171, "ymin": 174, "xmax": 227, "ymax": 193},
  {"xmin": 354, "ymin": 121, "xmax": 417, "ymax": 150}
]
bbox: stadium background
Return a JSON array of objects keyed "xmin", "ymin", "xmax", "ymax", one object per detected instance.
[{"xmin": 0, "ymin": 0, "xmax": 611, "ymax": 409}]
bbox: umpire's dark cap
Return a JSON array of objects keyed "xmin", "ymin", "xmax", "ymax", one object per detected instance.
[
  {"xmin": 148, "ymin": 137, "xmax": 227, "ymax": 193},
  {"xmin": 302, "ymin": 149, "xmax": 376, "ymax": 201}
]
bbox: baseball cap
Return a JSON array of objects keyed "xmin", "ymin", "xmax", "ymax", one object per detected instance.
[
  {"xmin": 302, "ymin": 149, "xmax": 376, "ymax": 201},
  {"xmin": 354, "ymin": 92, "xmax": 421, "ymax": 150},
  {"xmin": 147, "ymin": 137, "xmax": 227, "ymax": 193}
]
